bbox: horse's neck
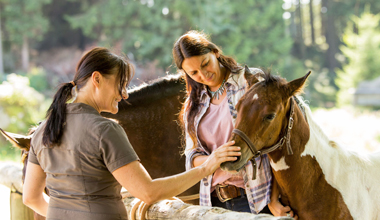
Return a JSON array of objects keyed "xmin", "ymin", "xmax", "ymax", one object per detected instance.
[
  {"xmin": 300, "ymin": 105, "xmax": 370, "ymax": 182},
  {"xmin": 294, "ymin": 103, "xmax": 380, "ymax": 219},
  {"xmin": 269, "ymin": 100, "xmax": 310, "ymax": 163}
]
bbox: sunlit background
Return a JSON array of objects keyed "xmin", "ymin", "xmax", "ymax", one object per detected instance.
[{"xmin": 0, "ymin": 0, "xmax": 380, "ymax": 219}]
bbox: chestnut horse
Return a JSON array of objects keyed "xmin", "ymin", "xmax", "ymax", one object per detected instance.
[
  {"xmin": 1, "ymin": 74, "xmax": 201, "ymax": 219},
  {"xmin": 220, "ymin": 67, "xmax": 380, "ymax": 220}
]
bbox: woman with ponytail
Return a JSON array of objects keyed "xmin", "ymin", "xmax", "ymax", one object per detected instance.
[
  {"xmin": 22, "ymin": 47, "xmax": 241, "ymax": 219},
  {"xmin": 173, "ymin": 31, "xmax": 296, "ymax": 218}
]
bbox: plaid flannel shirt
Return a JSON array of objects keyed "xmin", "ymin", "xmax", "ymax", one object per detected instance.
[{"xmin": 184, "ymin": 67, "xmax": 272, "ymax": 214}]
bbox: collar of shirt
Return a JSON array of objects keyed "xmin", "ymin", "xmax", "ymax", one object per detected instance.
[
  {"xmin": 199, "ymin": 68, "xmax": 245, "ymax": 101},
  {"xmin": 66, "ymin": 103, "xmax": 100, "ymax": 115}
]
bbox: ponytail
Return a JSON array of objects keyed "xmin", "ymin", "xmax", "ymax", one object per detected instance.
[
  {"xmin": 42, "ymin": 82, "xmax": 74, "ymax": 146},
  {"xmin": 41, "ymin": 47, "xmax": 134, "ymax": 147}
]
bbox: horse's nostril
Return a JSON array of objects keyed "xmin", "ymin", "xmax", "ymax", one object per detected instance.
[{"xmin": 234, "ymin": 156, "xmax": 241, "ymax": 163}]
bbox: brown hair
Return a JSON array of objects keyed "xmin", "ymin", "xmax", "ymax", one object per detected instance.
[
  {"xmin": 172, "ymin": 31, "xmax": 242, "ymax": 149},
  {"xmin": 42, "ymin": 47, "xmax": 134, "ymax": 146}
]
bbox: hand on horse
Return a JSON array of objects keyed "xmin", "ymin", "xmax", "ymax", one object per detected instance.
[
  {"xmin": 268, "ymin": 199, "xmax": 298, "ymax": 219},
  {"xmin": 202, "ymin": 141, "xmax": 241, "ymax": 175}
]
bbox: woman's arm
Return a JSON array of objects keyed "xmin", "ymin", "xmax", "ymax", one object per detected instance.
[
  {"xmin": 23, "ymin": 162, "xmax": 48, "ymax": 216},
  {"xmin": 192, "ymin": 155, "xmax": 208, "ymax": 167},
  {"xmin": 113, "ymin": 141, "xmax": 240, "ymax": 204},
  {"xmin": 268, "ymin": 177, "xmax": 297, "ymax": 219}
]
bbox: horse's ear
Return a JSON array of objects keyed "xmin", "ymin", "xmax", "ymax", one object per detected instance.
[
  {"xmin": 0, "ymin": 128, "xmax": 32, "ymax": 151},
  {"xmin": 244, "ymin": 65, "xmax": 260, "ymax": 88},
  {"xmin": 286, "ymin": 71, "xmax": 311, "ymax": 97}
]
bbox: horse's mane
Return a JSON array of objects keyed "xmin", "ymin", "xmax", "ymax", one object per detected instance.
[
  {"xmin": 297, "ymin": 95, "xmax": 380, "ymax": 220},
  {"xmin": 259, "ymin": 69, "xmax": 287, "ymax": 89},
  {"xmin": 123, "ymin": 74, "xmax": 185, "ymax": 105},
  {"xmin": 297, "ymin": 97, "xmax": 374, "ymax": 161}
]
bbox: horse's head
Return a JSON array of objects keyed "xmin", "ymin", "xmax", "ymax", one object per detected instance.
[{"xmin": 221, "ymin": 67, "xmax": 310, "ymax": 171}]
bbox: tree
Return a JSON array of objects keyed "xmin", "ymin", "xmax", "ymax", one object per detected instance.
[
  {"xmin": 66, "ymin": 0, "xmax": 295, "ymax": 76},
  {"xmin": 0, "ymin": 9, "xmax": 4, "ymax": 77},
  {"xmin": 336, "ymin": 9, "xmax": 380, "ymax": 106},
  {"xmin": 1, "ymin": 0, "xmax": 51, "ymax": 72},
  {"xmin": 0, "ymin": 73, "xmax": 49, "ymax": 133}
]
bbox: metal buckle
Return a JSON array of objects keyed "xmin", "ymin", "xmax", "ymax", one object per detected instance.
[{"xmin": 215, "ymin": 185, "xmax": 232, "ymax": 203}]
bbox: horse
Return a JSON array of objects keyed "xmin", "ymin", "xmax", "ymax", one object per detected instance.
[
  {"xmin": 220, "ymin": 67, "xmax": 380, "ymax": 220},
  {"xmin": 1, "ymin": 74, "xmax": 202, "ymax": 220}
]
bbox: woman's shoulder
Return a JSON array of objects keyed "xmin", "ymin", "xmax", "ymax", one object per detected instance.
[
  {"xmin": 88, "ymin": 116, "xmax": 124, "ymax": 136},
  {"xmin": 30, "ymin": 120, "xmax": 47, "ymax": 149}
]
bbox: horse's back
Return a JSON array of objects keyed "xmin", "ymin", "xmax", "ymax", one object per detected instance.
[{"xmin": 102, "ymin": 75, "xmax": 200, "ymax": 198}]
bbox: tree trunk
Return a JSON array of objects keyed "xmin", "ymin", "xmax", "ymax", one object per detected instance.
[
  {"xmin": 0, "ymin": 8, "xmax": 4, "ymax": 78},
  {"xmin": 22, "ymin": 35, "xmax": 29, "ymax": 72},
  {"xmin": 321, "ymin": 0, "xmax": 327, "ymax": 37},
  {"xmin": 309, "ymin": 0, "xmax": 315, "ymax": 45},
  {"xmin": 325, "ymin": 0, "xmax": 339, "ymax": 79},
  {"xmin": 295, "ymin": 2, "xmax": 305, "ymax": 59}
]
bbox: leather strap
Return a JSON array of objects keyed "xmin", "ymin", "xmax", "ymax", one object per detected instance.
[
  {"xmin": 211, "ymin": 185, "xmax": 245, "ymax": 202},
  {"xmin": 232, "ymin": 96, "xmax": 298, "ymax": 180}
]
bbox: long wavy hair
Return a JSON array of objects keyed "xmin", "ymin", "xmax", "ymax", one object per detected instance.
[
  {"xmin": 42, "ymin": 47, "xmax": 134, "ymax": 147},
  {"xmin": 172, "ymin": 31, "xmax": 243, "ymax": 149}
]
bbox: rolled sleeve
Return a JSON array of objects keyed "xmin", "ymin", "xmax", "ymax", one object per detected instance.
[
  {"xmin": 183, "ymin": 120, "xmax": 207, "ymax": 170},
  {"xmin": 99, "ymin": 122, "xmax": 139, "ymax": 173},
  {"xmin": 28, "ymin": 144, "xmax": 40, "ymax": 165},
  {"xmin": 185, "ymin": 148, "xmax": 206, "ymax": 170}
]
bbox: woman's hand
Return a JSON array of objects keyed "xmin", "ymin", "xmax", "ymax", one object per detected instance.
[
  {"xmin": 113, "ymin": 141, "xmax": 240, "ymax": 204},
  {"xmin": 268, "ymin": 199, "xmax": 298, "ymax": 219},
  {"xmin": 201, "ymin": 141, "xmax": 241, "ymax": 175}
]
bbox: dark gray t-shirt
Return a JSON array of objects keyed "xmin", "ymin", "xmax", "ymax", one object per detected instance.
[{"xmin": 29, "ymin": 103, "xmax": 139, "ymax": 220}]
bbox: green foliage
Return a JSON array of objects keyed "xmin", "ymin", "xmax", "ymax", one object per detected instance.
[
  {"xmin": 1, "ymin": 0, "xmax": 51, "ymax": 43},
  {"xmin": 336, "ymin": 10, "xmax": 380, "ymax": 106},
  {"xmin": 66, "ymin": 0, "xmax": 294, "ymax": 74},
  {"xmin": 0, "ymin": 73, "xmax": 49, "ymax": 134},
  {"xmin": 26, "ymin": 67, "xmax": 49, "ymax": 93},
  {"xmin": 0, "ymin": 72, "xmax": 49, "ymax": 161},
  {"xmin": 0, "ymin": 142, "xmax": 20, "ymax": 162}
]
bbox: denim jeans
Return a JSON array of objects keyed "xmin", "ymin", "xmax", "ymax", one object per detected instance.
[
  {"xmin": 211, "ymin": 188, "xmax": 251, "ymax": 213},
  {"xmin": 211, "ymin": 188, "xmax": 273, "ymax": 214}
]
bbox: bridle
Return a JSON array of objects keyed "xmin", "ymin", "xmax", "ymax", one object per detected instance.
[{"xmin": 232, "ymin": 96, "xmax": 296, "ymax": 180}]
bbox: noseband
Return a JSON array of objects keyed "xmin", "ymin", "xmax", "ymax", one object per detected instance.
[{"xmin": 232, "ymin": 96, "xmax": 296, "ymax": 180}]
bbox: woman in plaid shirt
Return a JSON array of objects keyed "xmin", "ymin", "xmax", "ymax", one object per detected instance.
[{"xmin": 172, "ymin": 31, "xmax": 296, "ymax": 218}]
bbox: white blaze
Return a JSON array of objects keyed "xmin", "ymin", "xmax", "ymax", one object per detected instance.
[
  {"xmin": 252, "ymin": 94, "xmax": 258, "ymax": 101},
  {"xmin": 270, "ymin": 157, "xmax": 290, "ymax": 171}
]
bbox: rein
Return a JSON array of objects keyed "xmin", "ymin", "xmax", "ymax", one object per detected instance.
[{"xmin": 232, "ymin": 96, "xmax": 296, "ymax": 180}]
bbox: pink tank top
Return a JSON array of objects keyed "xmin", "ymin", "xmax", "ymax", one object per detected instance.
[{"xmin": 198, "ymin": 97, "xmax": 244, "ymax": 192}]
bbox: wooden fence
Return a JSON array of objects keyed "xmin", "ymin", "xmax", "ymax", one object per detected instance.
[{"xmin": 0, "ymin": 163, "xmax": 292, "ymax": 220}]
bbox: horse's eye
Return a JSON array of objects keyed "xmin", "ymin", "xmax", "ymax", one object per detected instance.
[{"xmin": 264, "ymin": 114, "xmax": 276, "ymax": 121}]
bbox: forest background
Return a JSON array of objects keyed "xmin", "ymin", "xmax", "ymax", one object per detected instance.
[{"xmin": 1, "ymin": 0, "xmax": 380, "ymax": 161}]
